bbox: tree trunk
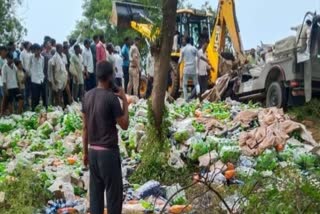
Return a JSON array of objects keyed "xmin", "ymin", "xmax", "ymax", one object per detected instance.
[{"xmin": 151, "ymin": 0, "xmax": 178, "ymax": 128}]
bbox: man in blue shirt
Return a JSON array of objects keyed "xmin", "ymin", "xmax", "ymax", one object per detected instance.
[{"xmin": 121, "ymin": 37, "xmax": 131, "ymax": 92}]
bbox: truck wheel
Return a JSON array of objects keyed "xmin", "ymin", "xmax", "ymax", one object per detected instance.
[
  {"xmin": 266, "ymin": 82, "xmax": 286, "ymax": 108},
  {"xmin": 167, "ymin": 61, "xmax": 180, "ymax": 99}
]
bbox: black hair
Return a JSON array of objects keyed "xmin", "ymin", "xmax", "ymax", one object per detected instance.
[
  {"xmin": 7, "ymin": 52, "xmax": 14, "ymax": 60},
  {"xmin": 306, "ymin": 19, "xmax": 312, "ymax": 26},
  {"xmin": 84, "ymin": 39, "xmax": 90, "ymax": 46},
  {"xmin": 124, "ymin": 37, "xmax": 130, "ymax": 42},
  {"xmin": 7, "ymin": 41, "xmax": 15, "ymax": 47},
  {"xmin": 96, "ymin": 61, "xmax": 114, "ymax": 82},
  {"xmin": 14, "ymin": 59, "xmax": 22, "ymax": 66},
  {"xmin": 22, "ymin": 41, "xmax": 29, "ymax": 49},
  {"xmin": 32, "ymin": 43, "xmax": 41, "ymax": 51},
  {"xmin": 185, "ymin": 36, "xmax": 191, "ymax": 44},
  {"xmin": 56, "ymin": 44, "xmax": 63, "ymax": 50},
  {"xmin": 93, "ymin": 35, "xmax": 99, "ymax": 41},
  {"xmin": 44, "ymin": 36, "xmax": 51, "ymax": 43},
  {"xmin": 99, "ymin": 34, "xmax": 105, "ymax": 40},
  {"xmin": 0, "ymin": 46, "xmax": 7, "ymax": 52},
  {"xmin": 74, "ymin": 44, "xmax": 80, "ymax": 51},
  {"xmin": 106, "ymin": 43, "xmax": 113, "ymax": 50},
  {"xmin": 135, "ymin": 37, "xmax": 141, "ymax": 42},
  {"xmin": 50, "ymin": 38, "xmax": 56, "ymax": 46}
]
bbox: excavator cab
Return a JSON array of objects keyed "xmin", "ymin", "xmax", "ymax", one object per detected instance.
[{"xmin": 175, "ymin": 9, "xmax": 213, "ymax": 50}]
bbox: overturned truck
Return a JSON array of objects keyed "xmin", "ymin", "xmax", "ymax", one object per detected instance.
[{"xmin": 234, "ymin": 12, "xmax": 320, "ymax": 108}]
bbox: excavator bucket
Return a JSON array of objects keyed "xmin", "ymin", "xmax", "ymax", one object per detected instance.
[{"xmin": 110, "ymin": 1, "xmax": 153, "ymax": 28}]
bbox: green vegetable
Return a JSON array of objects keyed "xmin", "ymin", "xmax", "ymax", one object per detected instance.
[
  {"xmin": 172, "ymin": 196, "xmax": 187, "ymax": 205},
  {"xmin": 140, "ymin": 200, "xmax": 154, "ymax": 210},
  {"xmin": 201, "ymin": 102, "xmax": 231, "ymax": 120},
  {"xmin": 256, "ymin": 150, "xmax": 278, "ymax": 171},
  {"xmin": 192, "ymin": 121, "xmax": 206, "ymax": 133},
  {"xmin": 59, "ymin": 113, "xmax": 82, "ymax": 136},
  {"xmin": 0, "ymin": 119, "xmax": 16, "ymax": 133},
  {"xmin": 37, "ymin": 121, "xmax": 53, "ymax": 139},
  {"xmin": 188, "ymin": 138, "xmax": 215, "ymax": 161},
  {"xmin": 220, "ymin": 146, "xmax": 241, "ymax": 163},
  {"xmin": 294, "ymin": 153, "xmax": 318, "ymax": 170},
  {"xmin": 173, "ymin": 131, "xmax": 189, "ymax": 143}
]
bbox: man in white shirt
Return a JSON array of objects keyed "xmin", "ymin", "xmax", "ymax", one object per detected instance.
[
  {"xmin": 50, "ymin": 44, "xmax": 68, "ymax": 106},
  {"xmin": 0, "ymin": 46, "xmax": 7, "ymax": 112},
  {"xmin": 114, "ymin": 46, "xmax": 124, "ymax": 87},
  {"xmin": 2, "ymin": 52, "xmax": 22, "ymax": 114},
  {"xmin": 29, "ymin": 44, "xmax": 46, "ymax": 111},
  {"xmin": 83, "ymin": 39, "xmax": 95, "ymax": 91},
  {"xmin": 70, "ymin": 45, "xmax": 84, "ymax": 102},
  {"xmin": 20, "ymin": 41, "xmax": 32, "ymax": 109},
  {"xmin": 178, "ymin": 36, "xmax": 201, "ymax": 101},
  {"xmin": 146, "ymin": 49, "xmax": 154, "ymax": 98}
]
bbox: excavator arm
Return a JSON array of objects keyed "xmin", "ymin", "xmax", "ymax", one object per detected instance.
[{"xmin": 207, "ymin": 0, "xmax": 246, "ymax": 84}]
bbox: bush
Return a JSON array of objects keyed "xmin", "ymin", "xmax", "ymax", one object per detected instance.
[{"xmin": 0, "ymin": 165, "xmax": 51, "ymax": 214}]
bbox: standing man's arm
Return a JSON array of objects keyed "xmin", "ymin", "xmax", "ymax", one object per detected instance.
[
  {"xmin": 2, "ymin": 66, "xmax": 7, "ymax": 96},
  {"xmin": 115, "ymin": 88, "xmax": 129, "ymax": 130}
]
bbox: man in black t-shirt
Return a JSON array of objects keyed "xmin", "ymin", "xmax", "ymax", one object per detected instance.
[{"xmin": 82, "ymin": 61, "xmax": 129, "ymax": 214}]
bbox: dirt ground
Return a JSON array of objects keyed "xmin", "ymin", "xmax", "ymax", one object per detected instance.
[{"xmin": 301, "ymin": 119, "xmax": 320, "ymax": 143}]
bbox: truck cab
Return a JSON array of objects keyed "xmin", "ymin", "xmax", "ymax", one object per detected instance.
[{"xmin": 235, "ymin": 13, "xmax": 320, "ymax": 107}]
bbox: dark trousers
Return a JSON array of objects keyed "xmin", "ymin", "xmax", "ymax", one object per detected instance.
[
  {"xmin": 85, "ymin": 73, "xmax": 96, "ymax": 91},
  {"xmin": 31, "ymin": 82, "xmax": 47, "ymax": 111},
  {"xmin": 146, "ymin": 76, "xmax": 153, "ymax": 98},
  {"xmin": 123, "ymin": 66, "xmax": 129, "ymax": 93},
  {"xmin": 89, "ymin": 149, "xmax": 123, "ymax": 214},
  {"xmin": 189, "ymin": 75, "xmax": 208, "ymax": 100},
  {"xmin": 24, "ymin": 77, "xmax": 32, "ymax": 109},
  {"xmin": 115, "ymin": 78, "xmax": 122, "ymax": 88},
  {"xmin": 199, "ymin": 75, "xmax": 208, "ymax": 94}
]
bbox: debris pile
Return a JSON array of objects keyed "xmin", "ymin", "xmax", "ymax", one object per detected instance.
[{"xmin": 0, "ymin": 99, "xmax": 319, "ymax": 213}]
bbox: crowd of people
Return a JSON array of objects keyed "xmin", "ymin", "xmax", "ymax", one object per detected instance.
[{"xmin": 0, "ymin": 35, "xmax": 144, "ymax": 115}]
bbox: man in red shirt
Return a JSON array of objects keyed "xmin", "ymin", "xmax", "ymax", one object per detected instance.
[{"xmin": 96, "ymin": 35, "xmax": 107, "ymax": 64}]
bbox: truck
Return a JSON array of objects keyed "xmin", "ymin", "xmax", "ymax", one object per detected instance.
[{"xmin": 234, "ymin": 12, "xmax": 320, "ymax": 108}]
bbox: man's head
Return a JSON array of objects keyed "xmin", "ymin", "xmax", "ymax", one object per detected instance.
[
  {"xmin": 14, "ymin": 59, "xmax": 22, "ymax": 69},
  {"xmin": 306, "ymin": 19, "xmax": 312, "ymax": 27},
  {"xmin": 56, "ymin": 44, "xmax": 63, "ymax": 54},
  {"xmin": 185, "ymin": 36, "xmax": 192, "ymax": 45},
  {"xmin": 106, "ymin": 43, "xmax": 114, "ymax": 54},
  {"xmin": 50, "ymin": 38, "xmax": 56, "ymax": 47},
  {"xmin": 32, "ymin": 43, "xmax": 42, "ymax": 56},
  {"xmin": 124, "ymin": 37, "xmax": 130, "ymax": 46},
  {"xmin": 134, "ymin": 37, "xmax": 141, "ymax": 46},
  {"xmin": 74, "ymin": 44, "xmax": 81, "ymax": 55},
  {"xmin": 99, "ymin": 35, "xmax": 106, "ymax": 44},
  {"xmin": 0, "ymin": 46, "xmax": 7, "ymax": 58},
  {"xmin": 6, "ymin": 52, "xmax": 14, "ymax": 65},
  {"xmin": 22, "ymin": 41, "xmax": 30, "ymax": 51},
  {"xmin": 44, "ymin": 40, "xmax": 52, "ymax": 51},
  {"xmin": 7, "ymin": 41, "xmax": 15, "ymax": 51},
  {"xmin": 114, "ymin": 46, "xmax": 121, "ymax": 54},
  {"xmin": 63, "ymin": 41, "xmax": 69, "ymax": 49},
  {"xmin": 93, "ymin": 35, "xmax": 99, "ymax": 44},
  {"xmin": 84, "ymin": 39, "xmax": 91, "ymax": 49},
  {"xmin": 250, "ymin": 48, "xmax": 256, "ymax": 56},
  {"xmin": 96, "ymin": 61, "xmax": 114, "ymax": 84},
  {"xmin": 63, "ymin": 43, "xmax": 69, "ymax": 54}
]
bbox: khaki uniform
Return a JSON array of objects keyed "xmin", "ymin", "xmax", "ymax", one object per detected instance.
[{"xmin": 127, "ymin": 44, "xmax": 140, "ymax": 96}]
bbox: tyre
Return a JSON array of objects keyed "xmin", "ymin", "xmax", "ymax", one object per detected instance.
[
  {"xmin": 139, "ymin": 75, "xmax": 148, "ymax": 99},
  {"xmin": 266, "ymin": 81, "xmax": 286, "ymax": 108},
  {"xmin": 167, "ymin": 60, "xmax": 180, "ymax": 99}
]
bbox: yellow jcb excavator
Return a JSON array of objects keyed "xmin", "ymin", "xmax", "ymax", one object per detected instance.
[{"xmin": 110, "ymin": 0, "xmax": 246, "ymax": 98}]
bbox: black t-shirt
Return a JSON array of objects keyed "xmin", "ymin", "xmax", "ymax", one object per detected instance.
[{"xmin": 82, "ymin": 88, "xmax": 123, "ymax": 148}]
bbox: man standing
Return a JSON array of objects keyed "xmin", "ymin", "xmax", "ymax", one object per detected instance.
[
  {"xmin": 62, "ymin": 42, "xmax": 73, "ymax": 106},
  {"xmin": 0, "ymin": 46, "xmax": 7, "ymax": 113},
  {"xmin": 2, "ymin": 52, "xmax": 22, "ymax": 114},
  {"xmin": 114, "ymin": 46, "xmax": 124, "ymax": 87},
  {"xmin": 197, "ymin": 41, "xmax": 210, "ymax": 94},
  {"xmin": 70, "ymin": 45, "xmax": 84, "ymax": 102},
  {"xmin": 29, "ymin": 44, "xmax": 45, "ymax": 111},
  {"xmin": 50, "ymin": 44, "xmax": 68, "ymax": 106},
  {"xmin": 91, "ymin": 35, "xmax": 98, "ymax": 73},
  {"xmin": 82, "ymin": 61, "xmax": 129, "ymax": 214},
  {"xmin": 41, "ymin": 40, "xmax": 53, "ymax": 105},
  {"xmin": 178, "ymin": 36, "xmax": 200, "ymax": 101},
  {"xmin": 83, "ymin": 39, "xmax": 95, "ymax": 91},
  {"xmin": 96, "ymin": 35, "xmax": 107, "ymax": 64},
  {"xmin": 121, "ymin": 37, "xmax": 130, "ymax": 92},
  {"xmin": 20, "ymin": 41, "xmax": 32, "ymax": 109},
  {"xmin": 127, "ymin": 37, "xmax": 141, "ymax": 96},
  {"xmin": 146, "ymin": 48, "xmax": 154, "ymax": 98}
]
